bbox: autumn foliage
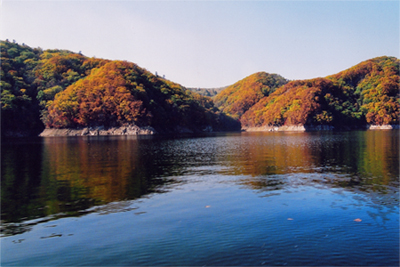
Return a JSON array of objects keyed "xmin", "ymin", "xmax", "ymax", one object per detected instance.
[
  {"xmin": 335, "ymin": 57, "xmax": 399, "ymax": 125},
  {"xmin": 46, "ymin": 60, "xmax": 239, "ymax": 131},
  {"xmin": 1, "ymin": 41, "xmax": 111, "ymax": 135},
  {"xmin": 214, "ymin": 72, "xmax": 288, "ymax": 119},
  {"xmin": 1, "ymin": 40, "xmax": 398, "ymax": 136},
  {"xmin": 46, "ymin": 61, "xmax": 146, "ymax": 128},
  {"xmin": 240, "ymin": 56, "xmax": 399, "ymax": 128},
  {"xmin": 1, "ymin": 41, "xmax": 240, "ymax": 135}
]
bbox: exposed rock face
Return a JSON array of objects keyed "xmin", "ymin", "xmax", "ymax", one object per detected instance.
[
  {"xmin": 244, "ymin": 124, "xmax": 400, "ymax": 132},
  {"xmin": 39, "ymin": 125, "xmax": 156, "ymax": 137},
  {"xmin": 367, "ymin": 125, "xmax": 400, "ymax": 130},
  {"xmin": 243, "ymin": 125, "xmax": 334, "ymax": 132},
  {"xmin": 30, "ymin": 123, "xmax": 400, "ymax": 137},
  {"xmin": 244, "ymin": 125, "xmax": 306, "ymax": 132}
]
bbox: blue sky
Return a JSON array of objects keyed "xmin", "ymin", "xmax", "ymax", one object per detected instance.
[{"xmin": 1, "ymin": 0, "xmax": 399, "ymax": 88}]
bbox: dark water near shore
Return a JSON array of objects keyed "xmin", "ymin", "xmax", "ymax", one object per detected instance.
[{"xmin": 1, "ymin": 130, "xmax": 399, "ymax": 266}]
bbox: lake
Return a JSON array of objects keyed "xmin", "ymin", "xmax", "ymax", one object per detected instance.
[{"xmin": 1, "ymin": 130, "xmax": 399, "ymax": 266}]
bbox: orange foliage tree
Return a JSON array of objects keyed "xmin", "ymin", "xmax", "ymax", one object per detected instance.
[
  {"xmin": 46, "ymin": 60, "xmax": 241, "ymax": 131},
  {"xmin": 214, "ymin": 72, "xmax": 287, "ymax": 119},
  {"xmin": 240, "ymin": 56, "xmax": 399, "ymax": 128},
  {"xmin": 46, "ymin": 61, "xmax": 146, "ymax": 128}
]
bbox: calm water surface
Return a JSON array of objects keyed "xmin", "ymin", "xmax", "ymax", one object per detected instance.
[{"xmin": 1, "ymin": 131, "xmax": 399, "ymax": 266}]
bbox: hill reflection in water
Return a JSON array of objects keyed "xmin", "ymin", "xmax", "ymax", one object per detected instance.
[{"xmin": 1, "ymin": 131, "xmax": 398, "ymax": 237}]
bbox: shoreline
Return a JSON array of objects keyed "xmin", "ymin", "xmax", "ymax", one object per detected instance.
[
  {"xmin": 5, "ymin": 124, "xmax": 399, "ymax": 138},
  {"xmin": 39, "ymin": 125, "xmax": 156, "ymax": 137},
  {"xmin": 243, "ymin": 124, "xmax": 400, "ymax": 132}
]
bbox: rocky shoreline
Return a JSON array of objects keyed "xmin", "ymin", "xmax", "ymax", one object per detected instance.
[
  {"xmin": 31, "ymin": 123, "xmax": 400, "ymax": 137},
  {"xmin": 243, "ymin": 124, "xmax": 399, "ymax": 132},
  {"xmin": 367, "ymin": 124, "xmax": 400, "ymax": 130},
  {"xmin": 39, "ymin": 125, "xmax": 156, "ymax": 137},
  {"xmin": 244, "ymin": 125, "xmax": 332, "ymax": 132}
]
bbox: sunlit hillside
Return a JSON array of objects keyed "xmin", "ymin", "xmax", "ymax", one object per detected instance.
[
  {"xmin": 240, "ymin": 56, "xmax": 399, "ymax": 128},
  {"xmin": 1, "ymin": 40, "xmax": 398, "ymax": 136},
  {"xmin": 1, "ymin": 41, "xmax": 240, "ymax": 136},
  {"xmin": 213, "ymin": 72, "xmax": 288, "ymax": 119}
]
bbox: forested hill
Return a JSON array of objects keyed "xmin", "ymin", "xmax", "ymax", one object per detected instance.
[
  {"xmin": 1, "ymin": 41, "xmax": 110, "ymax": 136},
  {"xmin": 240, "ymin": 56, "xmax": 399, "ymax": 129},
  {"xmin": 1, "ymin": 40, "xmax": 239, "ymax": 136},
  {"xmin": 1, "ymin": 40, "xmax": 398, "ymax": 137},
  {"xmin": 213, "ymin": 72, "xmax": 288, "ymax": 119}
]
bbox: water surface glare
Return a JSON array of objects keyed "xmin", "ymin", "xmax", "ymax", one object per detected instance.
[{"xmin": 1, "ymin": 131, "xmax": 399, "ymax": 266}]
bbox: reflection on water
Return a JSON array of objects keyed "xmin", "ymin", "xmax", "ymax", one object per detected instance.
[
  {"xmin": 229, "ymin": 131, "xmax": 399, "ymax": 197},
  {"xmin": 1, "ymin": 136, "xmax": 179, "ymax": 235},
  {"xmin": 1, "ymin": 131, "xmax": 399, "ymax": 266},
  {"xmin": 224, "ymin": 131, "xmax": 398, "ymax": 180},
  {"xmin": 1, "ymin": 131, "xmax": 399, "ymax": 237}
]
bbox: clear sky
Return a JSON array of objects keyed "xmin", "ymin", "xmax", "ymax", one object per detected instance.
[{"xmin": 1, "ymin": 0, "xmax": 399, "ymax": 88}]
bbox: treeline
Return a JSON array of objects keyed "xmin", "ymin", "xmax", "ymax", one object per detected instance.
[
  {"xmin": 210, "ymin": 56, "xmax": 399, "ymax": 129},
  {"xmin": 1, "ymin": 40, "xmax": 399, "ymax": 136},
  {"xmin": 1, "ymin": 41, "xmax": 111, "ymax": 135},
  {"xmin": 213, "ymin": 72, "xmax": 288, "ymax": 119},
  {"xmin": 1, "ymin": 41, "xmax": 239, "ymax": 136},
  {"xmin": 239, "ymin": 56, "xmax": 399, "ymax": 128},
  {"xmin": 47, "ymin": 60, "xmax": 239, "ymax": 132}
]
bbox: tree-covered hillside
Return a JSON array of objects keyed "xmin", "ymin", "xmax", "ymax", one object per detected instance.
[
  {"xmin": 213, "ymin": 72, "xmax": 288, "ymax": 119},
  {"xmin": 240, "ymin": 56, "xmax": 399, "ymax": 128},
  {"xmin": 1, "ymin": 41, "xmax": 239, "ymax": 136},
  {"xmin": 1, "ymin": 41, "xmax": 43, "ymax": 135},
  {"xmin": 1, "ymin": 41, "xmax": 111, "ymax": 136},
  {"xmin": 1, "ymin": 40, "xmax": 398, "ymax": 136},
  {"xmin": 46, "ymin": 60, "xmax": 239, "ymax": 132}
]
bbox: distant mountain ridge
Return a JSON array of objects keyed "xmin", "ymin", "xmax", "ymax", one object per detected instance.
[
  {"xmin": 187, "ymin": 87, "xmax": 227, "ymax": 97},
  {"xmin": 1, "ymin": 40, "xmax": 398, "ymax": 136}
]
